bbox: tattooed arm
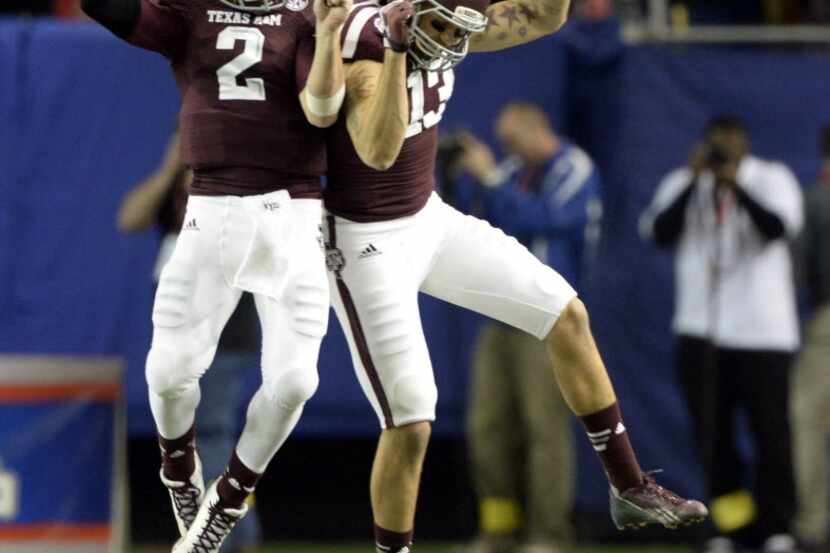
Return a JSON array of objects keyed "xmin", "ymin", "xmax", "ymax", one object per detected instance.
[{"xmin": 469, "ymin": 0, "xmax": 570, "ymax": 52}]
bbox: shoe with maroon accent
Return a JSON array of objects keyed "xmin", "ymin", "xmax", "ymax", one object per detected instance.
[
  {"xmin": 172, "ymin": 480, "xmax": 248, "ymax": 553},
  {"xmin": 610, "ymin": 472, "xmax": 709, "ymax": 530},
  {"xmin": 160, "ymin": 453, "xmax": 205, "ymax": 537}
]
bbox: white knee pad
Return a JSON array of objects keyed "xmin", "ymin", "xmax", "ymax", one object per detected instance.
[
  {"xmin": 146, "ymin": 326, "xmax": 217, "ymax": 399},
  {"xmin": 145, "ymin": 339, "xmax": 197, "ymax": 399},
  {"xmin": 263, "ymin": 367, "xmax": 320, "ymax": 411},
  {"xmin": 388, "ymin": 372, "xmax": 438, "ymax": 426}
]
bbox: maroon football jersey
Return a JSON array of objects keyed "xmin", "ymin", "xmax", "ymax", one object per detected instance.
[
  {"xmin": 324, "ymin": 1, "xmax": 455, "ymax": 222},
  {"xmin": 130, "ymin": 0, "xmax": 324, "ymax": 198}
]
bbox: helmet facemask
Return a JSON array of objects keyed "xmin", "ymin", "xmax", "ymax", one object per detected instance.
[
  {"xmin": 219, "ymin": 0, "xmax": 285, "ymax": 13},
  {"xmin": 408, "ymin": 0, "xmax": 488, "ymax": 72}
]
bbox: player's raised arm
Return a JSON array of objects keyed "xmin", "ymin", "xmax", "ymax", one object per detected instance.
[
  {"xmin": 83, "ymin": 0, "xmax": 186, "ymax": 57},
  {"xmin": 82, "ymin": 0, "xmax": 139, "ymax": 37},
  {"xmin": 469, "ymin": 0, "xmax": 570, "ymax": 52},
  {"xmin": 343, "ymin": 1, "xmax": 412, "ymax": 171},
  {"xmin": 300, "ymin": 0, "xmax": 353, "ymax": 128}
]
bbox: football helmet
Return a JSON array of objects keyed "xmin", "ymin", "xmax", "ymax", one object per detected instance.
[
  {"xmin": 219, "ymin": 0, "xmax": 285, "ymax": 12},
  {"xmin": 408, "ymin": 0, "xmax": 489, "ymax": 71}
]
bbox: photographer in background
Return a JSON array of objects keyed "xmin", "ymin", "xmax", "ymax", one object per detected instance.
[
  {"xmin": 791, "ymin": 123, "xmax": 830, "ymax": 553},
  {"xmin": 454, "ymin": 102, "xmax": 602, "ymax": 553},
  {"xmin": 640, "ymin": 116, "xmax": 803, "ymax": 553}
]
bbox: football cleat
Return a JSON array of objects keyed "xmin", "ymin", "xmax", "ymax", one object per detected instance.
[
  {"xmin": 172, "ymin": 480, "xmax": 248, "ymax": 553},
  {"xmin": 160, "ymin": 453, "xmax": 205, "ymax": 537},
  {"xmin": 610, "ymin": 472, "xmax": 709, "ymax": 530}
]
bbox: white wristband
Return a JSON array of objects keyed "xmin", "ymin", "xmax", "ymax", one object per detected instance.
[{"xmin": 306, "ymin": 85, "xmax": 346, "ymax": 117}]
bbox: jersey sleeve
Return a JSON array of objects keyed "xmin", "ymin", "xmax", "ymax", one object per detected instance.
[
  {"xmin": 128, "ymin": 0, "xmax": 188, "ymax": 58},
  {"xmin": 81, "ymin": 0, "xmax": 141, "ymax": 39},
  {"xmin": 340, "ymin": 4, "xmax": 385, "ymax": 63}
]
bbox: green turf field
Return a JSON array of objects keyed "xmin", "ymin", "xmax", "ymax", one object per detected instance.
[{"xmin": 132, "ymin": 544, "xmax": 694, "ymax": 553}]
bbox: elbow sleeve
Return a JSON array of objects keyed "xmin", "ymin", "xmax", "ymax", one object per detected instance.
[
  {"xmin": 650, "ymin": 180, "xmax": 697, "ymax": 248},
  {"xmin": 651, "ymin": 213, "xmax": 684, "ymax": 247},
  {"xmin": 735, "ymin": 187, "xmax": 788, "ymax": 242},
  {"xmin": 752, "ymin": 214, "xmax": 787, "ymax": 242},
  {"xmin": 83, "ymin": 0, "xmax": 140, "ymax": 39}
]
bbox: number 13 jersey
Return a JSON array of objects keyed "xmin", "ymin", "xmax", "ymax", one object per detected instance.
[
  {"xmin": 129, "ymin": 0, "xmax": 324, "ymax": 198},
  {"xmin": 325, "ymin": 1, "xmax": 455, "ymax": 222}
]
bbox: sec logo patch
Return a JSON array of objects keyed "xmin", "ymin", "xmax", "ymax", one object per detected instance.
[{"xmin": 285, "ymin": 0, "xmax": 308, "ymax": 11}]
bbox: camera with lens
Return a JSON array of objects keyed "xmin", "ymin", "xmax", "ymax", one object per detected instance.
[{"xmin": 705, "ymin": 143, "xmax": 732, "ymax": 170}]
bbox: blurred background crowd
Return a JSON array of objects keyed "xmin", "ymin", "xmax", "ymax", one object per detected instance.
[{"xmin": 0, "ymin": 1, "xmax": 829, "ymax": 553}]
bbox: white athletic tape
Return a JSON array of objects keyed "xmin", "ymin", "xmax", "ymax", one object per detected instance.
[{"xmin": 307, "ymin": 85, "xmax": 345, "ymax": 117}]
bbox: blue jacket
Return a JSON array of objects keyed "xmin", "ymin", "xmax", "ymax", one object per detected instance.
[{"xmin": 482, "ymin": 143, "xmax": 602, "ymax": 290}]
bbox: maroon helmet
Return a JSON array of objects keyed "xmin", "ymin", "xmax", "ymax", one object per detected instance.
[{"xmin": 409, "ymin": 0, "xmax": 489, "ymax": 71}]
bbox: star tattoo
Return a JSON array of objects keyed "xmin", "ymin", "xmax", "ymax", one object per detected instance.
[
  {"xmin": 518, "ymin": 4, "xmax": 537, "ymax": 22},
  {"xmin": 498, "ymin": 5, "xmax": 522, "ymax": 28}
]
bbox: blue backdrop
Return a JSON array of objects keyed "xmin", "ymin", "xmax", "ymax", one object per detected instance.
[{"xmin": 1, "ymin": 17, "xmax": 829, "ymax": 511}]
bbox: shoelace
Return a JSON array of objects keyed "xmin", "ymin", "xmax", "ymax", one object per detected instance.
[
  {"xmin": 171, "ymin": 485, "xmax": 201, "ymax": 527},
  {"xmin": 191, "ymin": 505, "xmax": 238, "ymax": 553},
  {"xmin": 641, "ymin": 471, "xmax": 684, "ymax": 506}
]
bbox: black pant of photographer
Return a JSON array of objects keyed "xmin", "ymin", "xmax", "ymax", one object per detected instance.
[{"xmin": 675, "ymin": 335, "xmax": 796, "ymax": 543}]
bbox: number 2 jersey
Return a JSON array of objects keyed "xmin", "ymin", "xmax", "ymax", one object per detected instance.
[
  {"xmin": 113, "ymin": 0, "xmax": 325, "ymax": 198},
  {"xmin": 325, "ymin": 1, "xmax": 455, "ymax": 222}
]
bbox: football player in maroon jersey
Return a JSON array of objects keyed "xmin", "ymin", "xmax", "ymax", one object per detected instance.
[
  {"xmin": 83, "ymin": 0, "xmax": 351, "ymax": 550},
  {"xmin": 323, "ymin": 0, "xmax": 708, "ymax": 550}
]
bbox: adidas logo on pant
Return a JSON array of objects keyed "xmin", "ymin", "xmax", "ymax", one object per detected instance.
[{"xmin": 359, "ymin": 243, "xmax": 382, "ymax": 259}]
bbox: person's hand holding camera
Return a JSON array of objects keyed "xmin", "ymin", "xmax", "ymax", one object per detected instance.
[
  {"xmin": 689, "ymin": 142, "xmax": 739, "ymax": 187},
  {"xmin": 712, "ymin": 159, "xmax": 739, "ymax": 187}
]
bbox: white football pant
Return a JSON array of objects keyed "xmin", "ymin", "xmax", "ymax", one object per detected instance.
[
  {"xmin": 146, "ymin": 193, "xmax": 329, "ymax": 472},
  {"xmin": 324, "ymin": 193, "xmax": 577, "ymax": 429}
]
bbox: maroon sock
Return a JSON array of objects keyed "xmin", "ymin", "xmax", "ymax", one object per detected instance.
[
  {"xmin": 216, "ymin": 452, "xmax": 261, "ymax": 510},
  {"xmin": 159, "ymin": 426, "xmax": 196, "ymax": 483},
  {"xmin": 580, "ymin": 402, "xmax": 643, "ymax": 492},
  {"xmin": 374, "ymin": 524, "xmax": 413, "ymax": 553}
]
